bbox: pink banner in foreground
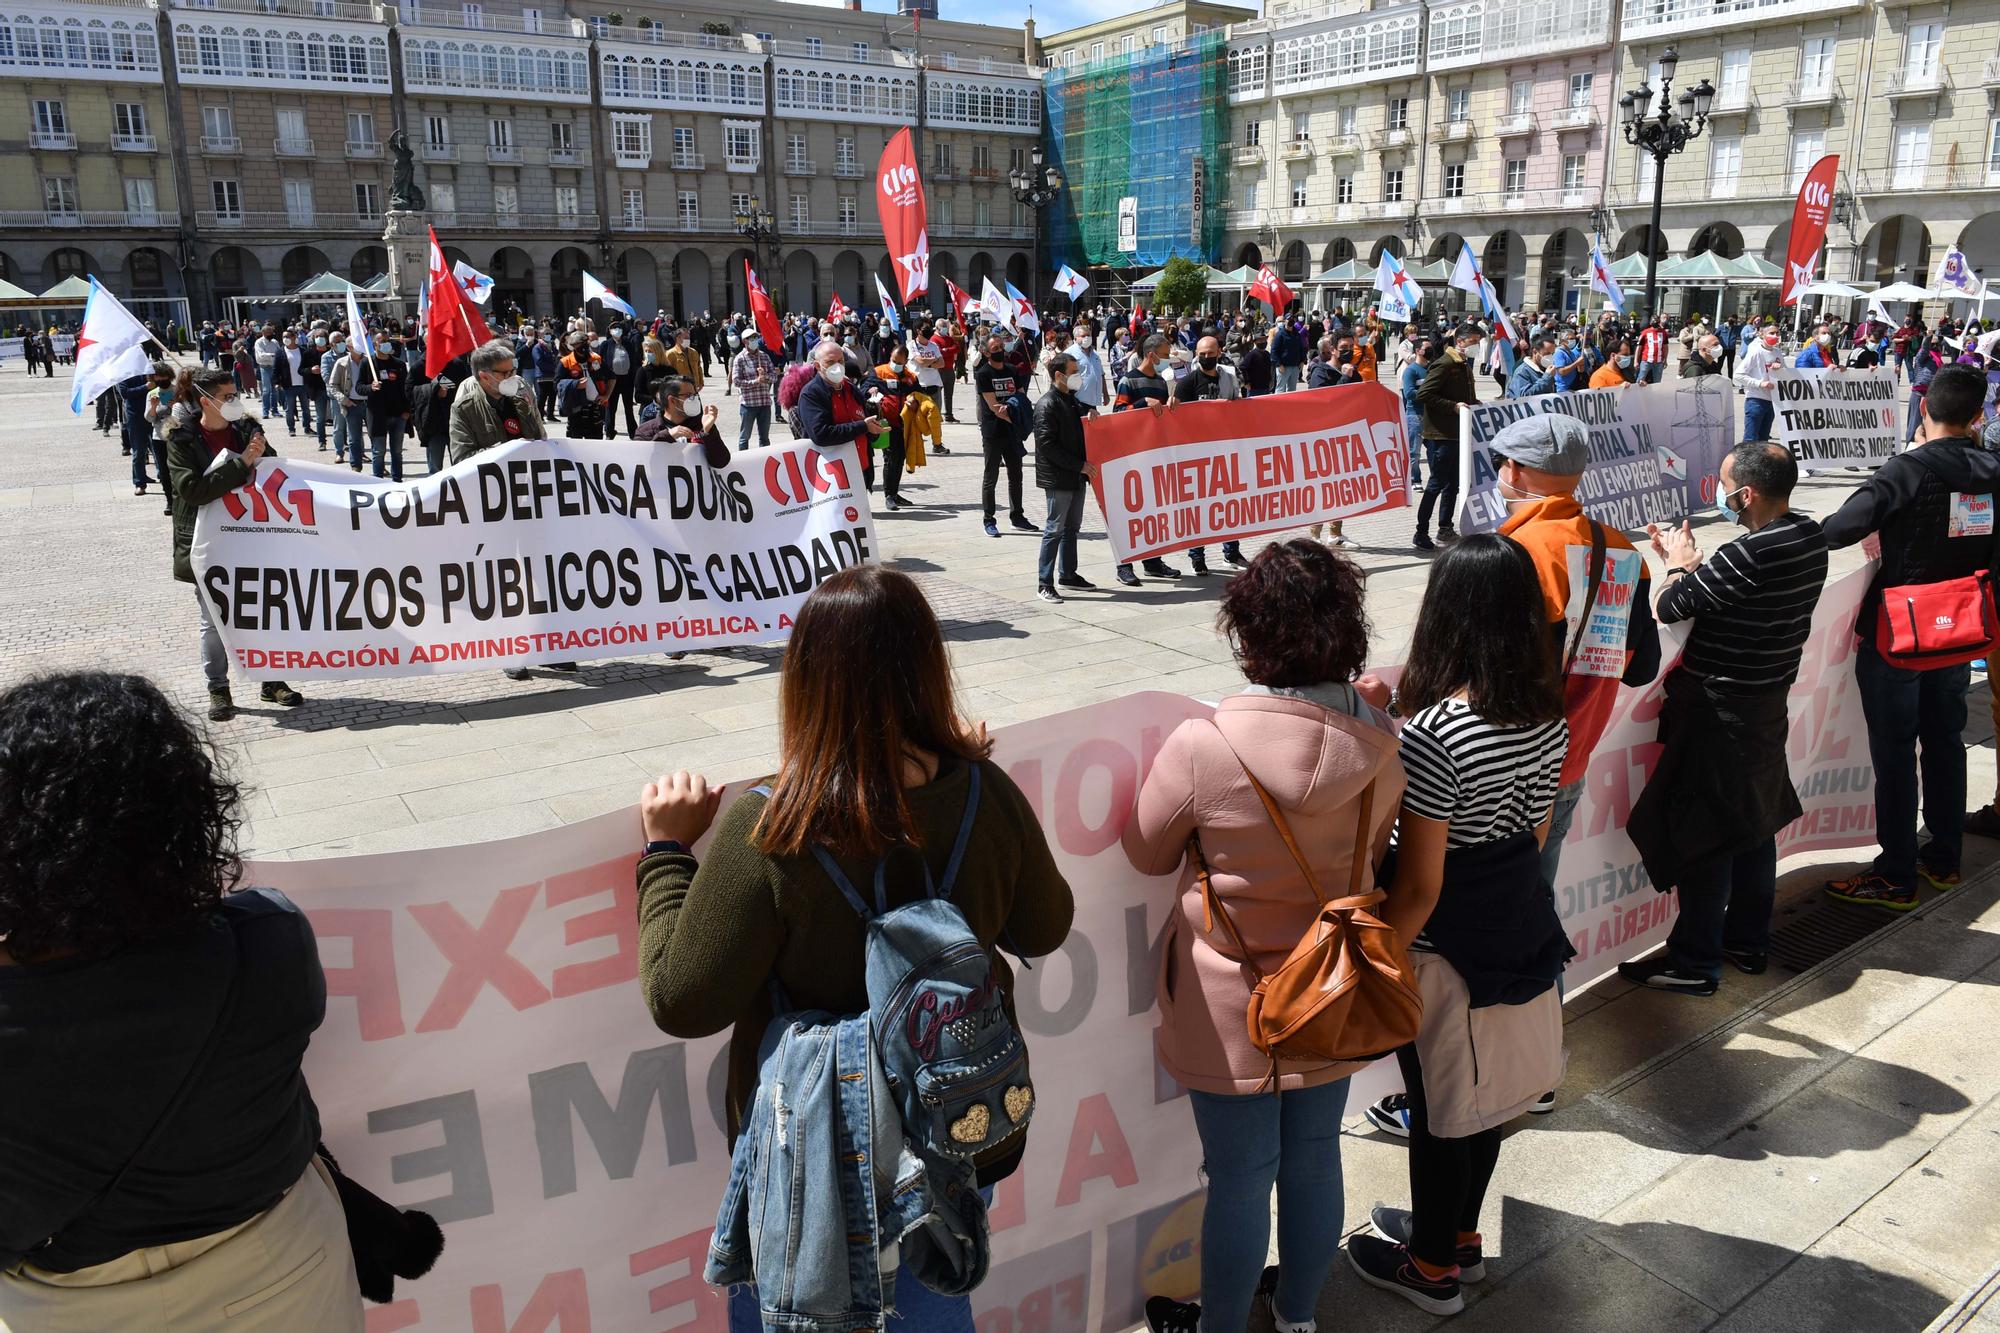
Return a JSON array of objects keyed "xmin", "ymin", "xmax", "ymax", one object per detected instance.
[{"xmin": 259, "ymin": 569, "xmax": 1874, "ymax": 1331}]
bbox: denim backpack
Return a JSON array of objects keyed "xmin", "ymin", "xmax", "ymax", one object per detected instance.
[{"xmin": 792, "ymin": 765, "xmax": 1035, "ymax": 1160}]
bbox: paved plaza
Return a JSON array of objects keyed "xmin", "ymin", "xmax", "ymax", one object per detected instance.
[{"xmin": 7, "ymin": 368, "xmax": 2000, "ymax": 1330}]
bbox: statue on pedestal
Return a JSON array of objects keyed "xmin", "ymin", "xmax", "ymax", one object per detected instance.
[{"xmin": 388, "ymin": 129, "xmax": 426, "ymax": 212}]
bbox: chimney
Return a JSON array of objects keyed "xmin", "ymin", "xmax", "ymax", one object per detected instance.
[{"xmin": 1023, "ymin": 17, "xmax": 1036, "ymax": 64}]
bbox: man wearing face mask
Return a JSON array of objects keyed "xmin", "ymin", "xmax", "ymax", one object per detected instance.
[
  {"xmin": 729, "ymin": 328, "xmax": 778, "ymax": 451},
  {"xmin": 1734, "ymin": 323, "xmax": 1784, "ymax": 441},
  {"xmin": 974, "ymin": 334, "xmax": 1035, "ymax": 538},
  {"xmin": 795, "ymin": 341, "xmax": 886, "ymax": 484},
  {"xmin": 1494, "ymin": 415, "xmax": 1661, "ymax": 909},
  {"xmin": 635, "ymin": 375, "xmax": 730, "ymax": 466},
  {"xmin": 1173, "ymin": 336, "xmax": 1245, "ymax": 570},
  {"xmin": 1111, "ymin": 334, "xmax": 1187, "ymax": 585},
  {"xmin": 1680, "ymin": 333, "xmax": 1725, "ymax": 379},
  {"xmin": 1621, "ymin": 442, "xmax": 1827, "ymax": 993},
  {"xmin": 1590, "ymin": 338, "xmax": 1635, "ymax": 388},
  {"xmin": 1032, "ymin": 351, "xmax": 1096, "ymax": 605},
  {"xmin": 1507, "ymin": 335, "xmax": 1558, "ymax": 399},
  {"xmin": 1412, "ymin": 325, "xmax": 1481, "ymax": 550},
  {"xmin": 1794, "ymin": 326, "xmax": 1835, "ymax": 371},
  {"xmin": 449, "ymin": 339, "xmax": 546, "ymax": 463}
]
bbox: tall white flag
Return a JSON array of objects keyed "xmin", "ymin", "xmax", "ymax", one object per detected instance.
[
  {"xmin": 68, "ymin": 277, "xmax": 153, "ymax": 415},
  {"xmin": 979, "ymin": 277, "xmax": 1017, "ymax": 331},
  {"xmin": 1373, "ymin": 252, "xmax": 1423, "ymax": 323},
  {"xmin": 581, "ymin": 270, "xmax": 636, "ymax": 318}
]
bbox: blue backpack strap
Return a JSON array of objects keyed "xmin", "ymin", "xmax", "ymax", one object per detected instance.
[
  {"xmin": 934, "ymin": 763, "xmax": 983, "ymax": 903},
  {"xmin": 811, "ymin": 846, "xmax": 879, "ymax": 921}
]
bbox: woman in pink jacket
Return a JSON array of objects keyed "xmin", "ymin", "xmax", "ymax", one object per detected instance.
[{"xmin": 1122, "ymin": 540, "xmax": 1405, "ymax": 1333}]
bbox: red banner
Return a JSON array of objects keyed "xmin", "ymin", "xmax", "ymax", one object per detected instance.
[
  {"xmin": 744, "ymin": 261, "xmax": 782, "ymax": 353},
  {"xmin": 876, "ymin": 126, "xmax": 929, "ymax": 302},
  {"xmin": 1084, "ymin": 383, "xmax": 1410, "ymax": 562},
  {"xmin": 1781, "ymin": 153, "xmax": 1840, "ymax": 307},
  {"xmin": 1249, "ymin": 264, "xmax": 1293, "ymax": 313}
]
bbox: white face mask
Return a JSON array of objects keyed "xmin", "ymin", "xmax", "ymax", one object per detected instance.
[
  {"xmin": 217, "ymin": 397, "xmax": 247, "ymax": 423},
  {"xmin": 682, "ymin": 393, "xmax": 704, "ymax": 415},
  {"xmin": 821, "ymin": 363, "xmax": 846, "ymax": 385},
  {"xmin": 494, "ymin": 374, "xmax": 523, "ymax": 398}
]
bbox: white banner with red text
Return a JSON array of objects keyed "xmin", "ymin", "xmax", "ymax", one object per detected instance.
[
  {"xmin": 1456, "ymin": 376, "xmax": 1735, "ymax": 536},
  {"xmin": 1084, "ymin": 384, "xmax": 1410, "ymax": 563},
  {"xmin": 1772, "ymin": 367, "xmax": 1900, "ymax": 472},
  {"xmin": 260, "ymin": 570, "xmax": 1876, "ymax": 1331},
  {"xmin": 190, "ymin": 438, "xmax": 877, "ymax": 680}
]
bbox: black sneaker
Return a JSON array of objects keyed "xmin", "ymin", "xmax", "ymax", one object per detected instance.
[
  {"xmin": 1116, "ymin": 567, "xmax": 1143, "ymax": 588},
  {"xmin": 1010, "ymin": 515, "xmax": 1038, "ymax": 532},
  {"xmin": 1528, "ymin": 1089, "xmax": 1557, "ymax": 1114},
  {"xmin": 1369, "ymin": 1206, "xmax": 1485, "ymax": 1283},
  {"xmin": 1345, "ymin": 1234, "xmax": 1464, "ymax": 1316},
  {"xmin": 1224, "ymin": 549, "xmax": 1250, "ymax": 568},
  {"xmin": 1144, "ymin": 1295, "xmax": 1200, "ymax": 1333},
  {"xmin": 207, "ymin": 687, "xmax": 236, "ymax": 722},
  {"xmin": 503, "ymin": 667, "xmax": 532, "ymax": 681},
  {"xmin": 1965, "ymin": 805, "xmax": 2000, "ymax": 839},
  {"xmin": 1143, "ymin": 559, "xmax": 1183, "ymax": 579},
  {"xmin": 549, "ymin": 661, "xmax": 580, "ymax": 673},
  {"xmin": 1413, "ymin": 531, "xmax": 1437, "ymax": 551},
  {"xmin": 258, "ymin": 682, "xmax": 305, "ymax": 708},
  {"xmin": 1036, "ymin": 585, "xmax": 1064, "ymax": 604},
  {"xmin": 1364, "ymin": 1092, "xmax": 1412, "ymax": 1139},
  {"xmin": 1616, "ymin": 958, "xmax": 1719, "ymax": 995},
  {"xmin": 1722, "ymin": 949, "xmax": 1768, "ymax": 975},
  {"xmin": 1189, "ymin": 556, "xmax": 1211, "ymax": 576},
  {"xmin": 1437, "ymin": 525, "xmax": 1459, "ymax": 544},
  {"xmin": 1057, "ymin": 575, "xmax": 1098, "ymax": 590}
]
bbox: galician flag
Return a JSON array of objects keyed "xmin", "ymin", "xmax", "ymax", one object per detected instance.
[
  {"xmin": 1373, "ymin": 252, "xmax": 1423, "ymax": 323},
  {"xmin": 1052, "ymin": 264, "xmax": 1090, "ymax": 301},
  {"xmin": 1588, "ymin": 234, "xmax": 1626, "ymax": 314},
  {"xmin": 68, "ymin": 277, "xmax": 153, "ymax": 415},
  {"xmin": 452, "ymin": 259, "xmax": 495, "ymax": 305},
  {"xmin": 344, "ymin": 287, "xmax": 374, "ymax": 359},
  {"xmin": 1006, "ymin": 280, "xmax": 1040, "ymax": 333},
  {"xmin": 582, "ymin": 270, "xmax": 635, "ymax": 318},
  {"xmin": 874, "ymin": 274, "xmax": 902, "ymax": 332},
  {"xmin": 1450, "ymin": 243, "xmax": 1519, "ymax": 347}
]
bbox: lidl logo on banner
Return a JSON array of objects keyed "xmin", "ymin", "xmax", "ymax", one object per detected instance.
[{"xmin": 220, "ymin": 467, "xmax": 318, "ymax": 528}]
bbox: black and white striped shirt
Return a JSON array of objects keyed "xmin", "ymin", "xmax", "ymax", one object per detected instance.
[
  {"xmin": 1657, "ymin": 512, "xmax": 1829, "ymax": 689},
  {"xmin": 1399, "ymin": 701, "xmax": 1568, "ymax": 849}
]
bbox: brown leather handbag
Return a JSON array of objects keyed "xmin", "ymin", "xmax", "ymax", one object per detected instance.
[{"xmin": 1189, "ymin": 752, "xmax": 1423, "ymax": 1082}]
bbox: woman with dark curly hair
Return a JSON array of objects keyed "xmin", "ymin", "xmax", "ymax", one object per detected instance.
[
  {"xmin": 0, "ymin": 672, "xmax": 361, "ymax": 1328},
  {"xmin": 1121, "ymin": 539, "xmax": 1405, "ymax": 1333}
]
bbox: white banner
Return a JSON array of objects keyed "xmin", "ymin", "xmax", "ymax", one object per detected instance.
[
  {"xmin": 259, "ymin": 567, "xmax": 1879, "ymax": 1330},
  {"xmin": 190, "ymin": 438, "xmax": 879, "ymax": 680},
  {"xmin": 1457, "ymin": 376, "xmax": 1734, "ymax": 535},
  {"xmin": 1772, "ymin": 367, "xmax": 1901, "ymax": 472}
]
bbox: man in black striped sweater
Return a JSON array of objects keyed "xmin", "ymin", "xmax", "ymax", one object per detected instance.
[{"xmin": 1622, "ymin": 442, "xmax": 1829, "ymax": 994}]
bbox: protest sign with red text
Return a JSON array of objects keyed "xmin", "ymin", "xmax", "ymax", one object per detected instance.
[{"xmin": 1084, "ymin": 383, "xmax": 1410, "ymax": 563}]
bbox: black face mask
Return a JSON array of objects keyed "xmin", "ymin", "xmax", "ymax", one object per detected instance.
[{"xmin": 1198, "ymin": 356, "xmax": 1220, "ymax": 372}]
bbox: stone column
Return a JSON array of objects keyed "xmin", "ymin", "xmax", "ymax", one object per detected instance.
[{"xmin": 382, "ymin": 209, "xmax": 429, "ymax": 314}]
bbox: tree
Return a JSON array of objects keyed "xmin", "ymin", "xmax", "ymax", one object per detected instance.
[{"xmin": 1152, "ymin": 256, "xmax": 1208, "ymax": 315}]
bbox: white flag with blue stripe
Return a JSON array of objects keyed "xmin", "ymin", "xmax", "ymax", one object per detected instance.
[{"xmin": 68, "ymin": 277, "xmax": 153, "ymax": 415}]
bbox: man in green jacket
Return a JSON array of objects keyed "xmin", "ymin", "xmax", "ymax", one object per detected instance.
[{"xmin": 448, "ymin": 339, "xmax": 546, "ymax": 463}]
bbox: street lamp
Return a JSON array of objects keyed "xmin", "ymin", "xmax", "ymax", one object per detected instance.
[
  {"xmin": 1009, "ymin": 144, "xmax": 1064, "ymax": 308},
  {"xmin": 1621, "ymin": 45, "xmax": 1713, "ymax": 319},
  {"xmin": 733, "ymin": 197, "xmax": 779, "ymax": 278}
]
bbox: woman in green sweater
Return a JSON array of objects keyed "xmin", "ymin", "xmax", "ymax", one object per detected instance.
[{"xmin": 634, "ymin": 564, "xmax": 1074, "ymax": 1329}]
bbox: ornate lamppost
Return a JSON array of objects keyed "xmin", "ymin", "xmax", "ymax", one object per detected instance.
[
  {"xmin": 1009, "ymin": 144, "xmax": 1065, "ymax": 308},
  {"xmin": 1620, "ymin": 47, "xmax": 1713, "ymax": 318}
]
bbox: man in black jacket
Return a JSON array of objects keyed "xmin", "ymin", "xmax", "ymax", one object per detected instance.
[
  {"xmin": 1822, "ymin": 364, "xmax": 2000, "ymax": 909},
  {"xmin": 1412, "ymin": 325, "xmax": 1480, "ymax": 550},
  {"xmin": 1033, "ymin": 351, "xmax": 1094, "ymax": 603},
  {"xmin": 593, "ymin": 320, "xmax": 644, "ymax": 439}
]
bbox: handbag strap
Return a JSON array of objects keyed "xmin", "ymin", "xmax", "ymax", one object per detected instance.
[
  {"xmin": 1562, "ymin": 519, "xmax": 1608, "ymax": 676},
  {"xmin": 1191, "ymin": 720, "xmax": 1380, "ymax": 977},
  {"xmin": 38, "ymin": 928, "xmax": 242, "ymax": 1256}
]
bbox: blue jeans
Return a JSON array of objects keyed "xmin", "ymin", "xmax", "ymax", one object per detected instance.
[
  {"xmin": 258, "ymin": 365, "xmax": 277, "ymax": 416},
  {"xmin": 307, "ymin": 391, "xmax": 328, "ymax": 446},
  {"xmin": 1666, "ymin": 838, "xmax": 1777, "ymax": 979},
  {"xmin": 738, "ymin": 402, "xmax": 772, "ymax": 450},
  {"xmin": 371, "ymin": 416, "xmax": 407, "ymax": 481},
  {"xmin": 1906, "ymin": 390, "xmax": 1926, "ymax": 443},
  {"xmin": 1743, "ymin": 397, "xmax": 1774, "ymax": 443},
  {"xmin": 1854, "ymin": 641, "xmax": 1970, "ymax": 888},
  {"xmin": 1405, "ymin": 408, "xmax": 1424, "ymax": 485},
  {"xmin": 1539, "ymin": 779, "xmax": 1586, "ymax": 899},
  {"xmin": 1187, "ymin": 1078, "xmax": 1350, "ymax": 1333},
  {"xmin": 727, "ymin": 1255, "xmax": 974, "ymax": 1333},
  {"xmin": 1039, "ymin": 486, "xmax": 1084, "ymax": 586},
  {"xmin": 283, "ymin": 384, "xmax": 312, "ymax": 434}
]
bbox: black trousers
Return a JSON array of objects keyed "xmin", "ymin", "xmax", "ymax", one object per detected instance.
[
  {"xmin": 535, "ymin": 378, "xmax": 558, "ymax": 420},
  {"xmin": 980, "ymin": 423, "xmax": 1024, "ymax": 522},
  {"xmin": 1396, "ymin": 1043, "xmax": 1502, "ymax": 1270},
  {"xmin": 1416, "ymin": 439, "xmax": 1461, "ymax": 535},
  {"xmin": 604, "ymin": 378, "xmax": 638, "ymax": 437}
]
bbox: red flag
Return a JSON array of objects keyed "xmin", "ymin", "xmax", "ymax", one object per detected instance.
[
  {"xmin": 1249, "ymin": 264, "xmax": 1294, "ymax": 313},
  {"xmin": 424, "ymin": 227, "xmax": 492, "ymax": 377},
  {"xmin": 829, "ymin": 292, "xmax": 853, "ymax": 324},
  {"xmin": 876, "ymin": 126, "xmax": 929, "ymax": 302},
  {"xmin": 1130, "ymin": 303, "xmax": 1145, "ymax": 338},
  {"xmin": 945, "ymin": 278, "xmax": 976, "ymax": 317},
  {"xmin": 1781, "ymin": 154, "xmax": 1840, "ymax": 308},
  {"xmin": 745, "ymin": 260, "xmax": 782, "ymax": 353}
]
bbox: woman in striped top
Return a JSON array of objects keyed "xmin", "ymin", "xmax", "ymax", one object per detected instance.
[{"xmin": 1347, "ymin": 535, "xmax": 1573, "ymax": 1317}]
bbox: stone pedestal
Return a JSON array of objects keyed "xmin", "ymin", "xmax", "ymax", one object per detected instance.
[{"xmin": 383, "ymin": 210, "xmax": 429, "ymax": 310}]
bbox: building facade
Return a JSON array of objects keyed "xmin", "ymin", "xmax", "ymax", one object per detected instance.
[
  {"xmin": 0, "ymin": 0, "xmax": 1040, "ymax": 321},
  {"xmin": 1043, "ymin": 0, "xmax": 2000, "ymax": 320}
]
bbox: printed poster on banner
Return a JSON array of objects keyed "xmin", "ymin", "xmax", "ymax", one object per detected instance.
[
  {"xmin": 1085, "ymin": 383, "xmax": 1410, "ymax": 563},
  {"xmin": 1456, "ymin": 376, "xmax": 1733, "ymax": 535},
  {"xmin": 1563, "ymin": 546, "xmax": 1643, "ymax": 679},
  {"xmin": 1772, "ymin": 367, "xmax": 1900, "ymax": 472},
  {"xmin": 190, "ymin": 438, "xmax": 878, "ymax": 680},
  {"xmin": 256, "ymin": 568, "xmax": 1879, "ymax": 1332}
]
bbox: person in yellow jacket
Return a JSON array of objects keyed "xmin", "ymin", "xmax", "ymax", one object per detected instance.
[
  {"xmin": 901, "ymin": 389, "xmax": 943, "ymax": 470},
  {"xmin": 664, "ymin": 326, "xmax": 703, "ymax": 394}
]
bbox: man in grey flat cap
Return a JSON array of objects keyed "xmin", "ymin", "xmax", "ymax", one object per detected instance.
[{"xmin": 1492, "ymin": 411, "xmax": 1662, "ymax": 913}]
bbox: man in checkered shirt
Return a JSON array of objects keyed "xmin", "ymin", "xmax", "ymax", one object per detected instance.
[{"xmin": 730, "ymin": 328, "xmax": 779, "ymax": 451}]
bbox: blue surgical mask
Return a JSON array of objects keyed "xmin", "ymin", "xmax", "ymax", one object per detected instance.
[{"xmin": 1716, "ymin": 485, "xmax": 1748, "ymax": 526}]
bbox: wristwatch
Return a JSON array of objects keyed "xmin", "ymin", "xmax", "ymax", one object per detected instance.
[{"xmin": 643, "ymin": 839, "xmax": 688, "ymax": 858}]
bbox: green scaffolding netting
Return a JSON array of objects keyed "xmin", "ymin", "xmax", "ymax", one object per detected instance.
[{"xmin": 1044, "ymin": 31, "xmax": 1228, "ymax": 270}]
